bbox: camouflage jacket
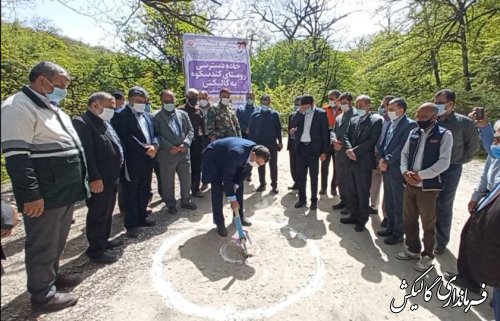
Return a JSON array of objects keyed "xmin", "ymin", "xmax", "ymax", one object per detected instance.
[{"xmin": 206, "ymin": 103, "xmax": 242, "ymax": 139}]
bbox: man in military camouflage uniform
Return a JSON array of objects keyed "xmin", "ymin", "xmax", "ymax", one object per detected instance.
[{"xmin": 206, "ymin": 88, "xmax": 241, "ymax": 141}]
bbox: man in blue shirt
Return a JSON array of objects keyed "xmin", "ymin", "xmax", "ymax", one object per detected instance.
[{"xmin": 249, "ymin": 95, "xmax": 283, "ymax": 193}]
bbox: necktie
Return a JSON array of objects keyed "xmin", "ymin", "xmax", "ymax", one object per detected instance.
[
  {"xmin": 384, "ymin": 122, "xmax": 395, "ymax": 150},
  {"xmin": 171, "ymin": 114, "xmax": 181, "ymax": 136},
  {"xmin": 105, "ymin": 122, "xmax": 124, "ymax": 165}
]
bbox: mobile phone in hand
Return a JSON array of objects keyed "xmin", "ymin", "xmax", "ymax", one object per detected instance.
[{"xmin": 475, "ymin": 107, "xmax": 485, "ymax": 120}]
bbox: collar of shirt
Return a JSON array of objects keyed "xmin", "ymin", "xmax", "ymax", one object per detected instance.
[
  {"xmin": 391, "ymin": 114, "xmax": 405, "ymax": 127},
  {"xmin": 28, "ymin": 86, "xmax": 58, "ymax": 111},
  {"xmin": 303, "ymin": 107, "xmax": 315, "ymax": 115}
]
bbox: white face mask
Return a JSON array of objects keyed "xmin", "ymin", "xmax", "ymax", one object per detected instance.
[
  {"xmin": 133, "ymin": 103, "xmax": 146, "ymax": 113},
  {"xmin": 98, "ymin": 107, "xmax": 115, "ymax": 121},
  {"xmin": 261, "ymin": 106, "xmax": 270, "ymax": 112},
  {"xmin": 357, "ymin": 109, "xmax": 367, "ymax": 117},
  {"xmin": 387, "ymin": 111, "xmax": 398, "ymax": 121},
  {"xmin": 436, "ymin": 104, "xmax": 447, "ymax": 116},
  {"xmin": 340, "ymin": 104, "xmax": 349, "ymax": 112},
  {"xmin": 329, "ymin": 100, "xmax": 336, "ymax": 108},
  {"xmin": 199, "ymin": 99, "xmax": 209, "ymax": 107},
  {"xmin": 220, "ymin": 97, "xmax": 230, "ymax": 106},
  {"xmin": 249, "ymin": 160, "xmax": 260, "ymax": 167}
]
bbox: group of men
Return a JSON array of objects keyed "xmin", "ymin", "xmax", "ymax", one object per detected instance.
[{"xmin": 1, "ymin": 61, "xmax": 498, "ymax": 316}]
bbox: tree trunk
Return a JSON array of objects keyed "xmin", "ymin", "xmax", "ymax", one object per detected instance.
[
  {"xmin": 456, "ymin": 8, "xmax": 472, "ymax": 91},
  {"xmin": 430, "ymin": 48, "xmax": 442, "ymax": 88}
]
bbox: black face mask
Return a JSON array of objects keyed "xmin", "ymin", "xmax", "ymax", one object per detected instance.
[
  {"xmin": 187, "ymin": 98, "xmax": 198, "ymax": 106},
  {"xmin": 417, "ymin": 119, "xmax": 434, "ymax": 130}
]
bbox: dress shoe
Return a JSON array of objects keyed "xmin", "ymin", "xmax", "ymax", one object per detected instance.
[
  {"xmin": 340, "ymin": 216, "xmax": 357, "ymax": 224},
  {"xmin": 319, "ymin": 189, "xmax": 326, "ymax": 195},
  {"xmin": 377, "ymin": 228, "xmax": 393, "ymax": 237},
  {"xmin": 354, "ymin": 224, "xmax": 365, "ymax": 232},
  {"xmin": 200, "ymin": 184, "xmax": 209, "ymax": 191},
  {"xmin": 368, "ymin": 207, "xmax": 378, "ymax": 215},
  {"xmin": 271, "ymin": 187, "xmax": 279, "ymax": 194},
  {"xmin": 384, "ymin": 236, "xmax": 404, "ymax": 245},
  {"xmin": 192, "ymin": 190, "xmax": 204, "ymax": 198},
  {"xmin": 181, "ymin": 201, "xmax": 198, "ymax": 210},
  {"xmin": 31, "ymin": 292, "xmax": 79, "ymax": 312},
  {"xmin": 246, "ymin": 176, "xmax": 252, "ymax": 182},
  {"xmin": 443, "ymin": 272, "xmax": 481, "ymax": 294},
  {"xmin": 146, "ymin": 207, "xmax": 153, "ymax": 215},
  {"xmin": 310, "ymin": 200, "xmax": 318, "ymax": 210},
  {"xmin": 330, "ymin": 188, "xmax": 338, "ymax": 196},
  {"xmin": 88, "ymin": 251, "xmax": 119, "ymax": 264},
  {"xmin": 168, "ymin": 206, "xmax": 178, "ymax": 215},
  {"xmin": 126, "ymin": 228, "xmax": 140, "ymax": 238},
  {"xmin": 433, "ymin": 246, "xmax": 446, "ymax": 255},
  {"xmin": 332, "ymin": 202, "xmax": 345, "ymax": 210},
  {"xmin": 381, "ymin": 217, "xmax": 388, "ymax": 228},
  {"xmin": 240, "ymin": 217, "xmax": 252, "ymax": 226},
  {"xmin": 55, "ymin": 273, "xmax": 82, "ymax": 288},
  {"xmin": 288, "ymin": 184, "xmax": 298, "ymax": 190},
  {"xmin": 340, "ymin": 209, "xmax": 349, "ymax": 215},
  {"xmin": 295, "ymin": 200, "xmax": 306, "ymax": 208},
  {"xmin": 141, "ymin": 217, "xmax": 156, "ymax": 227},
  {"xmin": 105, "ymin": 238, "xmax": 123, "ymax": 249},
  {"xmin": 256, "ymin": 184, "xmax": 266, "ymax": 192},
  {"xmin": 216, "ymin": 224, "xmax": 228, "ymax": 237}
]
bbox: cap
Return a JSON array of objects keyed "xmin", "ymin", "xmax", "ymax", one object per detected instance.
[{"xmin": 128, "ymin": 86, "xmax": 149, "ymax": 98}]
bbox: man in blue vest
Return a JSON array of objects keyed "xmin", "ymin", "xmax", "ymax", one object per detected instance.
[
  {"xmin": 202, "ymin": 138, "xmax": 270, "ymax": 236},
  {"xmin": 396, "ymin": 103, "xmax": 453, "ymax": 272}
]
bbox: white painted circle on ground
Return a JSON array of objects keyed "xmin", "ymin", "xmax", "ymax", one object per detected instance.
[{"xmin": 151, "ymin": 222, "xmax": 325, "ymax": 320}]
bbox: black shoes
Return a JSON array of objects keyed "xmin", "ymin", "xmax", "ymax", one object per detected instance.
[
  {"xmin": 384, "ymin": 236, "xmax": 404, "ymax": 245},
  {"xmin": 377, "ymin": 228, "xmax": 393, "ymax": 237},
  {"xmin": 340, "ymin": 216, "xmax": 357, "ymax": 224},
  {"xmin": 434, "ymin": 246, "xmax": 446, "ymax": 255},
  {"xmin": 106, "ymin": 238, "xmax": 123, "ymax": 249},
  {"xmin": 241, "ymin": 217, "xmax": 252, "ymax": 226},
  {"xmin": 141, "ymin": 217, "xmax": 156, "ymax": 227},
  {"xmin": 192, "ymin": 191, "xmax": 204, "ymax": 198},
  {"xmin": 246, "ymin": 176, "xmax": 252, "ymax": 182},
  {"xmin": 55, "ymin": 273, "xmax": 82, "ymax": 288},
  {"xmin": 126, "ymin": 228, "xmax": 140, "ymax": 238},
  {"xmin": 288, "ymin": 184, "xmax": 298, "ymax": 190},
  {"xmin": 200, "ymin": 184, "xmax": 209, "ymax": 191},
  {"xmin": 332, "ymin": 202, "xmax": 345, "ymax": 210},
  {"xmin": 216, "ymin": 224, "xmax": 228, "ymax": 237},
  {"xmin": 181, "ymin": 201, "xmax": 198, "ymax": 210},
  {"xmin": 295, "ymin": 200, "xmax": 306, "ymax": 208},
  {"xmin": 88, "ymin": 251, "xmax": 119, "ymax": 264},
  {"xmin": 340, "ymin": 209, "xmax": 349, "ymax": 215},
  {"xmin": 271, "ymin": 187, "xmax": 279, "ymax": 194},
  {"xmin": 443, "ymin": 272, "xmax": 481, "ymax": 294},
  {"xmin": 368, "ymin": 207, "xmax": 378, "ymax": 215},
  {"xmin": 331, "ymin": 188, "xmax": 338, "ymax": 196},
  {"xmin": 168, "ymin": 206, "xmax": 178, "ymax": 215},
  {"xmin": 256, "ymin": 184, "xmax": 267, "ymax": 192},
  {"xmin": 31, "ymin": 292, "xmax": 79, "ymax": 312},
  {"xmin": 381, "ymin": 217, "xmax": 388, "ymax": 228},
  {"xmin": 310, "ymin": 200, "xmax": 318, "ymax": 210},
  {"xmin": 319, "ymin": 189, "xmax": 326, "ymax": 195},
  {"xmin": 354, "ymin": 224, "xmax": 365, "ymax": 232}
]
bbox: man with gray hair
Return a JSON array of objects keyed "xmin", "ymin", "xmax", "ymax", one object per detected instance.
[
  {"xmin": 340, "ymin": 95, "xmax": 383, "ymax": 232},
  {"xmin": 73, "ymin": 92, "xmax": 124, "ymax": 264},
  {"xmin": 1, "ymin": 61, "xmax": 89, "ymax": 311}
]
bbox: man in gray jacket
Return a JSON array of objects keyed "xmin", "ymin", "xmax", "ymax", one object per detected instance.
[{"xmin": 154, "ymin": 90, "xmax": 197, "ymax": 215}]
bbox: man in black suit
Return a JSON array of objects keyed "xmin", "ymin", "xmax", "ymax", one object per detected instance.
[
  {"xmin": 290, "ymin": 95, "xmax": 330, "ymax": 210},
  {"xmin": 111, "ymin": 87, "xmax": 159, "ymax": 238},
  {"xmin": 73, "ymin": 92, "xmax": 124, "ymax": 263},
  {"xmin": 331, "ymin": 92, "xmax": 357, "ymax": 212},
  {"xmin": 341, "ymin": 95, "xmax": 383, "ymax": 232},
  {"xmin": 287, "ymin": 96, "xmax": 301, "ymax": 190}
]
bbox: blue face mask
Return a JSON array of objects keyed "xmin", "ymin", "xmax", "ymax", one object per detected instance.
[
  {"xmin": 163, "ymin": 103, "xmax": 175, "ymax": 112},
  {"xmin": 378, "ymin": 106, "xmax": 385, "ymax": 116},
  {"xmin": 46, "ymin": 86, "xmax": 67, "ymax": 103},
  {"xmin": 491, "ymin": 145, "xmax": 500, "ymax": 159},
  {"xmin": 436, "ymin": 104, "xmax": 446, "ymax": 116},
  {"xmin": 144, "ymin": 103, "xmax": 152, "ymax": 113}
]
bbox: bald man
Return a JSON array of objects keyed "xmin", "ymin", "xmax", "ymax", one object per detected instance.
[{"xmin": 397, "ymin": 103, "xmax": 453, "ymax": 273}]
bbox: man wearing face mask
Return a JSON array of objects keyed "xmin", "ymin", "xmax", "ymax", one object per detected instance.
[
  {"xmin": 290, "ymin": 95, "xmax": 330, "ymax": 209},
  {"xmin": 154, "ymin": 90, "xmax": 197, "ymax": 215},
  {"xmin": 73, "ymin": 92, "xmax": 124, "ymax": 264},
  {"xmin": 202, "ymin": 138, "xmax": 270, "ymax": 236},
  {"xmin": 376, "ymin": 98, "xmax": 417, "ymax": 244},
  {"xmin": 1, "ymin": 61, "xmax": 89, "ymax": 311},
  {"xmin": 340, "ymin": 95, "xmax": 383, "ymax": 232},
  {"xmin": 111, "ymin": 90, "xmax": 126, "ymax": 113},
  {"xmin": 206, "ymin": 88, "xmax": 241, "ymax": 141},
  {"xmin": 331, "ymin": 92, "xmax": 357, "ymax": 213},
  {"xmin": 287, "ymin": 96, "xmax": 302, "ymax": 190},
  {"xmin": 433, "ymin": 89, "xmax": 479, "ymax": 254},
  {"xmin": 198, "ymin": 90, "xmax": 212, "ymax": 149},
  {"xmin": 248, "ymin": 94, "xmax": 283, "ymax": 193},
  {"xmin": 111, "ymin": 86, "xmax": 159, "ymax": 238},
  {"xmin": 237, "ymin": 92, "xmax": 258, "ymax": 140},
  {"xmin": 397, "ymin": 103, "xmax": 453, "ymax": 272},
  {"xmin": 320, "ymin": 90, "xmax": 342, "ymax": 197},
  {"xmin": 179, "ymin": 88, "xmax": 205, "ymax": 198}
]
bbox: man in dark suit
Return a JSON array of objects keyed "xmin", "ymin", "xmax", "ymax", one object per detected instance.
[
  {"xmin": 290, "ymin": 95, "xmax": 330, "ymax": 210},
  {"xmin": 376, "ymin": 98, "xmax": 417, "ymax": 244},
  {"xmin": 340, "ymin": 95, "xmax": 383, "ymax": 232},
  {"xmin": 111, "ymin": 87, "xmax": 159, "ymax": 238},
  {"xmin": 73, "ymin": 92, "xmax": 124, "ymax": 264},
  {"xmin": 331, "ymin": 92, "xmax": 357, "ymax": 212},
  {"xmin": 202, "ymin": 138, "xmax": 270, "ymax": 236},
  {"xmin": 287, "ymin": 96, "xmax": 301, "ymax": 190}
]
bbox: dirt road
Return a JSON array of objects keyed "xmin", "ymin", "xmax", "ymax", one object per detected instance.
[{"xmin": 0, "ymin": 139, "xmax": 494, "ymax": 321}]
